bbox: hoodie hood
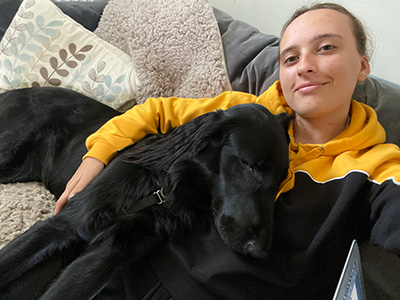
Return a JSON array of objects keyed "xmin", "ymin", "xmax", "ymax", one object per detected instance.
[{"xmin": 289, "ymin": 100, "xmax": 386, "ymax": 157}]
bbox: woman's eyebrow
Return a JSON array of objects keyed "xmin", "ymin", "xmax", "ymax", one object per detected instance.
[
  {"xmin": 279, "ymin": 33, "xmax": 344, "ymax": 58},
  {"xmin": 279, "ymin": 46, "xmax": 295, "ymax": 60},
  {"xmin": 313, "ymin": 33, "xmax": 344, "ymax": 41}
]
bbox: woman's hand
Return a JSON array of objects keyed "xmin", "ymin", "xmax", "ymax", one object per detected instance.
[{"xmin": 54, "ymin": 157, "xmax": 105, "ymax": 215}]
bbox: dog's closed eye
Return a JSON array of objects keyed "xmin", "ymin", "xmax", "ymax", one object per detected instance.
[
  {"xmin": 240, "ymin": 159, "xmax": 272, "ymax": 173},
  {"xmin": 241, "ymin": 159, "xmax": 255, "ymax": 172}
]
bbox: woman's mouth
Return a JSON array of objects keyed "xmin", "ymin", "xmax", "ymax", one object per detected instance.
[{"xmin": 295, "ymin": 82, "xmax": 326, "ymax": 94}]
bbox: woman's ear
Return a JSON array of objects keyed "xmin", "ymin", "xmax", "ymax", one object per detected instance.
[{"xmin": 357, "ymin": 56, "xmax": 371, "ymax": 82}]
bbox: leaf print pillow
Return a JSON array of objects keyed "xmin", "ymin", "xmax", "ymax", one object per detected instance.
[{"xmin": 0, "ymin": 0, "xmax": 140, "ymax": 112}]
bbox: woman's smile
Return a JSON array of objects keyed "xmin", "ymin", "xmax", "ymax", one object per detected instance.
[{"xmin": 295, "ymin": 82, "xmax": 327, "ymax": 94}]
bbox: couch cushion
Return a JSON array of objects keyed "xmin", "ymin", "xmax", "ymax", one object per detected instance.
[
  {"xmin": 353, "ymin": 77, "xmax": 400, "ymax": 146},
  {"xmin": 213, "ymin": 8, "xmax": 280, "ymax": 96}
]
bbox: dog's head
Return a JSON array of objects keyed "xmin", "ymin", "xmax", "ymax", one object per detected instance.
[
  {"xmin": 191, "ymin": 104, "xmax": 291, "ymax": 258},
  {"xmin": 128, "ymin": 103, "xmax": 291, "ymax": 258}
]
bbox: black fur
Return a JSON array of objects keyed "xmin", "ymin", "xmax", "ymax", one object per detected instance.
[{"xmin": 0, "ymin": 87, "xmax": 290, "ymax": 299}]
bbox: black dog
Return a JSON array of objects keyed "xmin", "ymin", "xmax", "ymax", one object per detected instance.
[{"xmin": 0, "ymin": 87, "xmax": 290, "ymax": 299}]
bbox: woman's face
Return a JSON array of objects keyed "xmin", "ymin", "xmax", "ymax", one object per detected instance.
[{"xmin": 279, "ymin": 9, "xmax": 370, "ymax": 120}]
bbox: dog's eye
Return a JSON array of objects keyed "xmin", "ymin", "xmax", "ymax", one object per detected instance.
[{"xmin": 241, "ymin": 159, "xmax": 254, "ymax": 172}]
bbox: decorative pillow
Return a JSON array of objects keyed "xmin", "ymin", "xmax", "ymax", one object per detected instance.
[{"xmin": 0, "ymin": 0, "xmax": 140, "ymax": 111}]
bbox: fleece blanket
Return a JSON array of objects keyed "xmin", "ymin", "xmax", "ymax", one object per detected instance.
[
  {"xmin": 0, "ymin": 0, "xmax": 230, "ymax": 249},
  {"xmin": 0, "ymin": 183, "xmax": 55, "ymax": 248},
  {"xmin": 94, "ymin": 0, "xmax": 231, "ymax": 104}
]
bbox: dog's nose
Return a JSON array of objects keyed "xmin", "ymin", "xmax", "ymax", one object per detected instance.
[{"xmin": 245, "ymin": 240, "xmax": 269, "ymax": 259}]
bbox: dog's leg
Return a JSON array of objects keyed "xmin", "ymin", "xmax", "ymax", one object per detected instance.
[
  {"xmin": 40, "ymin": 218, "xmax": 162, "ymax": 300},
  {"xmin": 39, "ymin": 241, "xmax": 124, "ymax": 299},
  {"xmin": 0, "ymin": 214, "xmax": 81, "ymax": 288}
]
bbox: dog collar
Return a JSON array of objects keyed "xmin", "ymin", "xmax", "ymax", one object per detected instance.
[{"xmin": 130, "ymin": 188, "xmax": 167, "ymax": 213}]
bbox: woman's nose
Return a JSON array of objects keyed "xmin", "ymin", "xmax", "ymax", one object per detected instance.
[{"xmin": 297, "ymin": 55, "xmax": 317, "ymax": 76}]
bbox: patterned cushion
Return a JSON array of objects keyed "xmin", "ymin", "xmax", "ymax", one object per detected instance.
[{"xmin": 0, "ymin": 0, "xmax": 140, "ymax": 111}]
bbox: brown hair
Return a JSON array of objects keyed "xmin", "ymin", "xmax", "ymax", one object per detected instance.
[{"xmin": 281, "ymin": 3, "xmax": 370, "ymax": 58}]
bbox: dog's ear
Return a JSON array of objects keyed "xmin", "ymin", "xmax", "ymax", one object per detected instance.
[
  {"xmin": 188, "ymin": 110, "xmax": 226, "ymax": 156},
  {"xmin": 168, "ymin": 159, "xmax": 212, "ymax": 205}
]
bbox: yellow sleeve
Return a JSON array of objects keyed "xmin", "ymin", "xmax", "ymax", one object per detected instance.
[{"xmin": 83, "ymin": 90, "xmax": 259, "ymax": 164}]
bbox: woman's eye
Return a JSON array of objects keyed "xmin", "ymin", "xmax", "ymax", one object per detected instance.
[
  {"xmin": 284, "ymin": 56, "xmax": 298, "ymax": 65},
  {"xmin": 320, "ymin": 45, "xmax": 336, "ymax": 51}
]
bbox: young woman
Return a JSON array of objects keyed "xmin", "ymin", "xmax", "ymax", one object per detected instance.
[{"xmin": 56, "ymin": 3, "xmax": 400, "ymax": 298}]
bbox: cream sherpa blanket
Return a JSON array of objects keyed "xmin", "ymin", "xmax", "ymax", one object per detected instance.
[
  {"xmin": 0, "ymin": 183, "xmax": 55, "ymax": 248},
  {"xmin": 0, "ymin": 0, "xmax": 230, "ymax": 249},
  {"xmin": 94, "ymin": 0, "xmax": 231, "ymax": 104}
]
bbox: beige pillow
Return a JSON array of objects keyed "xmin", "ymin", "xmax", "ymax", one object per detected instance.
[{"xmin": 0, "ymin": 0, "xmax": 140, "ymax": 111}]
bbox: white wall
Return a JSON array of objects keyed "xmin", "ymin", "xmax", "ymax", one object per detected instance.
[{"xmin": 208, "ymin": 0, "xmax": 400, "ymax": 85}]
